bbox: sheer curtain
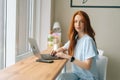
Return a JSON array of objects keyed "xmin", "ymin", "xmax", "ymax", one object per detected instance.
[
  {"xmin": 16, "ymin": 0, "xmax": 40, "ymax": 61},
  {"xmin": 16, "ymin": 0, "xmax": 32, "ymax": 61},
  {"xmin": 0, "ymin": 0, "xmax": 5, "ymax": 69},
  {"xmin": 16, "ymin": 0, "xmax": 30, "ymax": 55}
]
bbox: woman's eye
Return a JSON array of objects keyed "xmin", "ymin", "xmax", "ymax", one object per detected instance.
[
  {"xmin": 74, "ymin": 20, "xmax": 77, "ymax": 23},
  {"xmin": 74, "ymin": 20, "xmax": 84, "ymax": 24},
  {"xmin": 80, "ymin": 20, "xmax": 84, "ymax": 23}
]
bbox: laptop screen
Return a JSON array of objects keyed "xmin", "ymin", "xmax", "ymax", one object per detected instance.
[{"xmin": 28, "ymin": 38, "xmax": 41, "ymax": 58}]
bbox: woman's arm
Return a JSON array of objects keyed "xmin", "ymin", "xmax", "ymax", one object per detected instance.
[
  {"xmin": 72, "ymin": 58, "xmax": 92, "ymax": 70},
  {"xmin": 55, "ymin": 53, "xmax": 92, "ymax": 70}
]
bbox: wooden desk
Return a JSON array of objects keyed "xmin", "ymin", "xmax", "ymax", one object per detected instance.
[{"xmin": 0, "ymin": 49, "xmax": 67, "ymax": 80}]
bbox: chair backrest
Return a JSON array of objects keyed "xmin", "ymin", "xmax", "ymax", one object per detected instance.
[{"xmin": 96, "ymin": 55, "xmax": 108, "ymax": 80}]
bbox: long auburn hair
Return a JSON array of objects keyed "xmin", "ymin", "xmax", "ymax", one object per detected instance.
[{"xmin": 68, "ymin": 10, "xmax": 96, "ymax": 56}]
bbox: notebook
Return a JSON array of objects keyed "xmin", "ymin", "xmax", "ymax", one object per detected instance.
[{"xmin": 28, "ymin": 38, "xmax": 61, "ymax": 60}]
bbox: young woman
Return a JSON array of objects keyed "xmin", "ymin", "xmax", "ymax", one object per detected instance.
[{"xmin": 51, "ymin": 10, "xmax": 98, "ymax": 80}]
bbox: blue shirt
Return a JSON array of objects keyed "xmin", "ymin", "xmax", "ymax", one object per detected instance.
[{"xmin": 63, "ymin": 34, "xmax": 98, "ymax": 80}]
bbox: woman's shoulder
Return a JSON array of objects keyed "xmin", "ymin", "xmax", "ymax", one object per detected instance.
[
  {"xmin": 83, "ymin": 35, "xmax": 96, "ymax": 47},
  {"xmin": 83, "ymin": 34, "xmax": 93, "ymax": 41}
]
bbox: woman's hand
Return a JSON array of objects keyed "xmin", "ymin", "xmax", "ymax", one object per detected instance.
[
  {"xmin": 50, "ymin": 50, "xmax": 57, "ymax": 56},
  {"xmin": 50, "ymin": 47, "xmax": 66, "ymax": 56},
  {"xmin": 56, "ymin": 52, "xmax": 71, "ymax": 59}
]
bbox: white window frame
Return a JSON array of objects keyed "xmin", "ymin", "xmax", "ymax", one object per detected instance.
[{"xmin": 6, "ymin": 0, "xmax": 17, "ymax": 67}]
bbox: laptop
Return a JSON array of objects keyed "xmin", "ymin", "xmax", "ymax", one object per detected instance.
[{"xmin": 28, "ymin": 38, "xmax": 61, "ymax": 62}]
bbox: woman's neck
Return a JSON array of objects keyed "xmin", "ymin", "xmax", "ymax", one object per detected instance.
[{"xmin": 78, "ymin": 32, "xmax": 86, "ymax": 39}]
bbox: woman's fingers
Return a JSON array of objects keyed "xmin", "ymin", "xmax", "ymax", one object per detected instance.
[
  {"xmin": 55, "ymin": 52, "xmax": 65, "ymax": 58},
  {"xmin": 50, "ymin": 50, "xmax": 57, "ymax": 56}
]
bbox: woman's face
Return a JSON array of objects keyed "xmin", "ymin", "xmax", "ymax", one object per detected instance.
[{"xmin": 74, "ymin": 14, "xmax": 85, "ymax": 33}]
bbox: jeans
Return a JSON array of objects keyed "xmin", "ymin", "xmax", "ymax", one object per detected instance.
[
  {"xmin": 56, "ymin": 72, "xmax": 97, "ymax": 80},
  {"xmin": 57, "ymin": 73, "xmax": 80, "ymax": 80}
]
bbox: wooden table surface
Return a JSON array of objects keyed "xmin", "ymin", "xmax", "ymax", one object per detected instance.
[{"xmin": 0, "ymin": 49, "xmax": 67, "ymax": 80}]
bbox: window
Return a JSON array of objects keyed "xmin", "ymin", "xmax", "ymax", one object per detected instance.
[
  {"xmin": 5, "ymin": 0, "xmax": 35, "ymax": 66},
  {"xmin": 16, "ymin": 0, "xmax": 52, "ymax": 61},
  {"xmin": 1, "ymin": 0, "xmax": 51, "ymax": 68}
]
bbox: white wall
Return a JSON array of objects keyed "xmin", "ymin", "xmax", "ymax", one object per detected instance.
[
  {"xmin": 51, "ymin": 0, "xmax": 55, "ymax": 28},
  {"xmin": 54, "ymin": 0, "xmax": 120, "ymax": 80}
]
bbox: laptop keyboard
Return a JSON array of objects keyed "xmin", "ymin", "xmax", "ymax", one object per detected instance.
[{"xmin": 41, "ymin": 54, "xmax": 61, "ymax": 60}]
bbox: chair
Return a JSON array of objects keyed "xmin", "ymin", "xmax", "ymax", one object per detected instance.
[{"xmin": 96, "ymin": 55, "xmax": 108, "ymax": 80}]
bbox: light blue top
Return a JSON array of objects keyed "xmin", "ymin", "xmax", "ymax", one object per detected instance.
[{"xmin": 63, "ymin": 34, "xmax": 98, "ymax": 80}]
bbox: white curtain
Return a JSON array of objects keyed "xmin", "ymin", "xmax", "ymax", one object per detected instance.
[
  {"xmin": 0, "ymin": 0, "xmax": 5, "ymax": 69},
  {"xmin": 16, "ymin": 0, "xmax": 33, "ymax": 61},
  {"xmin": 16, "ymin": 0, "xmax": 29, "ymax": 56}
]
